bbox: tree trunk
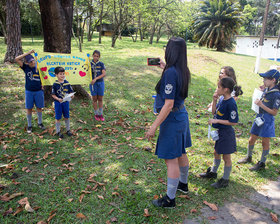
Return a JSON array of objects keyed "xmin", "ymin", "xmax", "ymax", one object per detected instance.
[
  {"xmin": 99, "ymin": 0, "xmax": 104, "ymax": 44},
  {"xmin": 4, "ymin": 0, "xmax": 22, "ymax": 63},
  {"xmin": 87, "ymin": 1, "xmax": 93, "ymax": 41},
  {"xmin": 0, "ymin": 0, "xmax": 7, "ymax": 44},
  {"xmin": 149, "ymin": 24, "xmax": 156, "ymax": 45},
  {"xmin": 39, "ymin": 0, "xmax": 90, "ymax": 104}
]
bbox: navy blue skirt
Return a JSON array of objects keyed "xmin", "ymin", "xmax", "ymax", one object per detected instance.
[
  {"xmin": 155, "ymin": 107, "xmax": 192, "ymax": 159},
  {"xmin": 250, "ymin": 113, "xmax": 275, "ymax": 137},
  {"xmin": 214, "ymin": 127, "xmax": 236, "ymax": 155}
]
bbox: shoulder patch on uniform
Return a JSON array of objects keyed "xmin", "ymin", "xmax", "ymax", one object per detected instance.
[
  {"xmin": 231, "ymin": 110, "xmax": 237, "ymax": 120},
  {"xmin": 165, "ymin": 84, "xmax": 173, "ymax": 94}
]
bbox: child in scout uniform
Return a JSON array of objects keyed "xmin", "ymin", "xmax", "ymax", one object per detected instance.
[
  {"xmin": 145, "ymin": 37, "xmax": 192, "ymax": 208},
  {"xmin": 238, "ymin": 69, "xmax": 280, "ymax": 171},
  {"xmin": 51, "ymin": 67, "xmax": 74, "ymax": 138},
  {"xmin": 89, "ymin": 50, "xmax": 106, "ymax": 121},
  {"xmin": 200, "ymin": 77, "xmax": 242, "ymax": 189},
  {"xmin": 15, "ymin": 49, "xmax": 46, "ymax": 134}
]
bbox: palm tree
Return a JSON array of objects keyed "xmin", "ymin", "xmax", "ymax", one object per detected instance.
[{"xmin": 194, "ymin": 0, "xmax": 243, "ymax": 51}]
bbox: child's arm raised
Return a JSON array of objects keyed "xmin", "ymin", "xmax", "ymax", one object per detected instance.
[
  {"xmin": 211, "ymin": 90, "xmax": 219, "ymax": 115},
  {"xmin": 15, "ymin": 50, "xmax": 35, "ymax": 67},
  {"xmin": 255, "ymin": 99, "xmax": 278, "ymax": 116}
]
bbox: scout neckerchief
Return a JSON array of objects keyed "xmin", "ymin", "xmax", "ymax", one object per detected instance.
[
  {"xmin": 92, "ymin": 60, "xmax": 99, "ymax": 79},
  {"xmin": 261, "ymin": 87, "xmax": 279, "ymax": 101}
]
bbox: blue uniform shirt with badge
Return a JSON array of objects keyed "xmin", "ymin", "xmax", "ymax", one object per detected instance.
[
  {"xmin": 259, "ymin": 87, "xmax": 280, "ymax": 114},
  {"xmin": 250, "ymin": 86, "xmax": 280, "ymax": 137},
  {"xmin": 51, "ymin": 80, "xmax": 73, "ymax": 101},
  {"xmin": 213, "ymin": 97, "xmax": 239, "ymax": 129},
  {"xmin": 91, "ymin": 61, "xmax": 106, "ymax": 82},
  {"xmin": 155, "ymin": 66, "xmax": 184, "ymax": 110},
  {"xmin": 21, "ymin": 63, "xmax": 42, "ymax": 91}
]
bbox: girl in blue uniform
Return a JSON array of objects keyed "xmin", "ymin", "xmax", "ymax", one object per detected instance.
[
  {"xmin": 89, "ymin": 50, "xmax": 106, "ymax": 121},
  {"xmin": 200, "ymin": 77, "xmax": 241, "ymax": 189},
  {"xmin": 15, "ymin": 49, "xmax": 45, "ymax": 134},
  {"xmin": 238, "ymin": 69, "xmax": 280, "ymax": 171},
  {"xmin": 145, "ymin": 37, "xmax": 191, "ymax": 208}
]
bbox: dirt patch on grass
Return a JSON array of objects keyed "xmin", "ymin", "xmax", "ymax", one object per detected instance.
[{"xmin": 192, "ymin": 53, "xmax": 220, "ymax": 65}]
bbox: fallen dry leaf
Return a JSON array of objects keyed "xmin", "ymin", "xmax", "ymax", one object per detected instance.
[
  {"xmin": 3, "ymin": 207, "xmax": 13, "ymax": 216},
  {"xmin": 190, "ymin": 209, "xmax": 197, "ymax": 213},
  {"xmin": 111, "ymin": 217, "xmax": 118, "ymax": 222},
  {"xmin": 13, "ymin": 206, "xmax": 24, "ymax": 216},
  {"xmin": 208, "ymin": 216, "xmax": 217, "ymax": 220},
  {"xmin": 76, "ymin": 213, "xmax": 87, "ymax": 219},
  {"xmin": 79, "ymin": 194, "xmax": 85, "ymax": 203},
  {"xmin": 99, "ymin": 159, "xmax": 105, "ymax": 164},
  {"xmin": 0, "ymin": 192, "xmax": 24, "ymax": 202},
  {"xmin": 129, "ymin": 168, "xmax": 139, "ymax": 172},
  {"xmin": 143, "ymin": 208, "xmax": 151, "ymax": 217},
  {"xmin": 203, "ymin": 201, "xmax": 218, "ymax": 211},
  {"xmin": 25, "ymin": 203, "xmax": 34, "ymax": 212},
  {"xmin": 108, "ymin": 208, "xmax": 114, "ymax": 215},
  {"xmin": 37, "ymin": 221, "xmax": 47, "ymax": 224},
  {"xmin": 68, "ymin": 198, "xmax": 73, "ymax": 202},
  {"xmin": 112, "ymin": 192, "xmax": 120, "ymax": 196},
  {"xmin": 47, "ymin": 213, "xmax": 56, "ymax": 222},
  {"xmin": 178, "ymin": 195, "xmax": 190, "ymax": 200},
  {"xmin": 97, "ymin": 195, "xmax": 104, "ymax": 200},
  {"xmin": 270, "ymin": 212, "xmax": 278, "ymax": 223},
  {"xmin": 153, "ymin": 195, "xmax": 159, "ymax": 200}
]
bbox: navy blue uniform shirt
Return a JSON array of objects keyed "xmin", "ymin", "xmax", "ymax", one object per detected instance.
[
  {"xmin": 21, "ymin": 63, "xmax": 42, "ymax": 91},
  {"xmin": 51, "ymin": 80, "xmax": 73, "ymax": 102},
  {"xmin": 91, "ymin": 61, "xmax": 106, "ymax": 82},
  {"xmin": 155, "ymin": 66, "xmax": 184, "ymax": 109},
  {"xmin": 213, "ymin": 97, "xmax": 238, "ymax": 129},
  {"xmin": 259, "ymin": 87, "xmax": 280, "ymax": 115}
]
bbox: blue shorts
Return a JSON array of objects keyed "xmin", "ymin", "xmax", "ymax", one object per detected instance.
[
  {"xmin": 155, "ymin": 107, "xmax": 192, "ymax": 159},
  {"xmin": 250, "ymin": 113, "xmax": 275, "ymax": 137},
  {"xmin": 89, "ymin": 81, "xmax": 105, "ymax": 96},
  {"xmin": 54, "ymin": 101, "xmax": 70, "ymax": 120},
  {"xmin": 214, "ymin": 127, "xmax": 236, "ymax": 154},
  {"xmin": 25, "ymin": 90, "xmax": 44, "ymax": 109}
]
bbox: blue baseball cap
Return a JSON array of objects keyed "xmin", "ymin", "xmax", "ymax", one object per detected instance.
[
  {"xmin": 25, "ymin": 55, "xmax": 35, "ymax": 63},
  {"xmin": 259, "ymin": 69, "xmax": 280, "ymax": 81}
]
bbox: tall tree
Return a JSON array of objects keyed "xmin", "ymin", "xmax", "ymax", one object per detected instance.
[
  {"xmin": 38, "ymin": 0, "xmax": 90, "ymax": 103},
  {"xmin": 39, "ymin": 0, "xmax": 74, "ymax": 53},
  {"xmin": 194, "ymin": 0, "xmax": 243, "ymax": 51},
  {"xmin": 4, "ymin": 0, "xmax": 22, "ymax": 63}
]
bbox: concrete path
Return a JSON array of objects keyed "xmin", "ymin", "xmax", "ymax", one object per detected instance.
[{"xmin": 184, "ymin": 177, "xmax": 280, "ymax": 224}]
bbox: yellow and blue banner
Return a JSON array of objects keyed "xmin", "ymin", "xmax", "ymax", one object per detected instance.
[{"xmin": 35, "ymin": 52, "xmax": 92, "ymax": 86}]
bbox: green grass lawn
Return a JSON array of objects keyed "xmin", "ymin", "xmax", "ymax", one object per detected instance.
[{"xmin": 0, "ymin": 34, "xmax": 280, "ymax": 223}]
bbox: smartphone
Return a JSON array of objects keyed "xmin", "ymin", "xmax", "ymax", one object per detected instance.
[{"xmin": 147, "ymin": 58, "xmax": 160, "ymax": 66}]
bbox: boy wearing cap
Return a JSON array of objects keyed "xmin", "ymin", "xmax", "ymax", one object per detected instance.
[
  {"xmin": 15, "ymin": 50, "xmax": 45, "ymax": 134},
  {"xmin": 238, "ymin": 69, "xmax": 280, "ymax": 171}
]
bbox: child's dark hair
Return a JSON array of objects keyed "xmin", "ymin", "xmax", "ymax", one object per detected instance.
[
  {"xmin": 220, "ymin": 77, "xmax": 242, "ymax": 97},
  {"xmin": 221, "ymin": 66, "xmax": 243, "ymax": 96},
  {"xmin": 155, "ymin": 37, "xmax": 191, "ymax": 98},
  {"xmin": 265, "ymin": 76, "xmax": 280, "ymax": 89},
  {"xmin": 54, "ymin": 67, "xmax": 65, "ymax": 74},
  {"xmin": 93, "ymin": 50, "xmax": 100, "ymax": 56}
]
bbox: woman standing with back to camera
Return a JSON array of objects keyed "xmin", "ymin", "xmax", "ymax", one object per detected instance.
[{"xmin": 145, "ymin": 37, "xmax": 192, "ymax": 208}]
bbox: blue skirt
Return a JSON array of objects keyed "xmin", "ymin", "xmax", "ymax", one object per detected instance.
[
  {"xmin": 155, "ymin": 107, "xmax": 192, "ymax": 159},
  {"xmin": 214, "ymin": 127, "xmax": 236, "ymax": 154},
  {"xmin": 250, "ymin": 113, "xmax": 275, "ymax": 137}
]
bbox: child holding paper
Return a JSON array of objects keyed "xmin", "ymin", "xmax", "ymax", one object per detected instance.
[
  {"xmin": 51, "ymin": 67, "xmax": 74, "ymax": 138},
  {"xmin": 238, "ymin": 69, "xmax": 280, "ymax": 171}
]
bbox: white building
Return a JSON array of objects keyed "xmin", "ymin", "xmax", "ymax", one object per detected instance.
[{"xmin": 235, "ymin": 35, "xmax": 280, "ymax": 60}]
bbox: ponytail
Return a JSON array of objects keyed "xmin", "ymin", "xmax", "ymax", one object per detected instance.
[{"xmin": 234, "ymin": 85, "xmax": 243, "ymax": 97}]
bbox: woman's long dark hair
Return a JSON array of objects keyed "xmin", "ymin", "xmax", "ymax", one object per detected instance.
[{"xmin": 155, "ymin": 37, "xmax": 191, "ymax": 98}]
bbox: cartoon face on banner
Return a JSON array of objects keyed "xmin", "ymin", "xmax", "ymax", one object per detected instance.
[{"xmin": 36, "ymin": 53, "xmax": 92, "ymax": 86}]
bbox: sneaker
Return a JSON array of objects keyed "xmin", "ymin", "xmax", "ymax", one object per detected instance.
[
  {"xmin": 199, "ymin": 167, "xmax": 217, "ymax": 179},
  {"xmin": 152, "ymin": 194, "xmax": 175, "ymax": 208},
  {"xmin": 38, "ymin": 123, "xmax": 46, "ymax": 130},
  {"xmin": 94, "ymin": 115, "xmax": 100, "ymax": 121},
  {"xmin": 99, "ymin": 115, "xmax": 105, "ymax": 121},
  {"xmin": 177, "ymin": 181, "xmax": 188, "ymax": 194},
  {"xmin": 27, "ymin": 126, "xmax": 32, "ymax": 134},
  {"xmin": 56, "ymin": 132, "xmax": 64, "ymax": 139},
  {"xmin": 211, "ymin": 178, "xmax": 229, "ymax": 189},
  {"xmin": 238, "ymin": 156, "xmax": 252, "ymax": 164},
  {"xmin": 249, "ymin": 161, "xmax": 265, "ymax": 171},
  {"xmin": 66, "ymin": 130, "xmax": 73, "ymax": 137}
]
